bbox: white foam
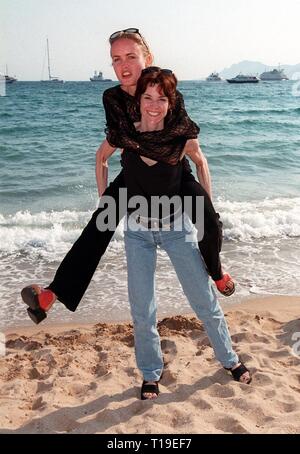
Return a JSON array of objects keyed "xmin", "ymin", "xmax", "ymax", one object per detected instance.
[
  {"xmin": 0, "ymin": 200, "xmax": 300, "ymax": 328},
  {"xmin": 0, "ymin": 196, "xmax": 299, "ymax": 260},
  {"xmin": 215, "ymin": 196, "xmax": 300, "ymax": 241},
  {"xmin": 0, "ymin": 209, "xmax": 92, "ymax": 260}
]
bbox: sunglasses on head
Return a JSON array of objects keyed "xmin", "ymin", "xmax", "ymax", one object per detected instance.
[
  {"xmin": 109, "ymin": 28, "xmax": 140, "ymax": 40},
  {"xmin": 141, "ymin": 66, "xmax": 173, "ymax": 76},
  {"xmin": 109, "ymin": 27, "xmax": 150, "ymax": 52}
]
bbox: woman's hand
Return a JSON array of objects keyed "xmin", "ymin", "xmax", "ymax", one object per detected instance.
[
  {"xmin": 183, "ymin": 139, "xmax": 212, "ymax": 200},
  {"xmin": 95, "ymin": 140, "xmax": 116, "ymax": 197}
]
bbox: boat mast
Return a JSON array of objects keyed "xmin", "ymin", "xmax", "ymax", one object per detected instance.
[{"xmin": 46, "ymin": 38, "xmax": 51, "ymax": 80}]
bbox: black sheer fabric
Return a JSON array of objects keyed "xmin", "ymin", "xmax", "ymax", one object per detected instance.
[{"xmin": 103, "ymin": 85, "xmax": 200, "ymax": 165}]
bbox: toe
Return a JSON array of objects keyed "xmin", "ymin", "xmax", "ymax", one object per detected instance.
[
  {"xmin": 240, "ymin": 372, "xmax": 251, "ymax": 383},
  {"xmin": 142, "ymin": 392, "xmax": 158, "ymax": 400}
]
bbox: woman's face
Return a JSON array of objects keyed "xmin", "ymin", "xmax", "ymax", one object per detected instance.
[
  {"xmin": 140, "ymin": 84, "xmax": 169, "ymax": 129},
  {"xmin": 111, "ymin": 38, "xmax": 151, "ymax": 92}
]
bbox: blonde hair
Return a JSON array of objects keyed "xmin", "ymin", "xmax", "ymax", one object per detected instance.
[{"xmin": 109, "ymin": 32, "xmax": 153, "ymax": 62}]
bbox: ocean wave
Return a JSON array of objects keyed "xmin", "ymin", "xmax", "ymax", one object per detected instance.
[
  {"xmin": 215, "ymin": 197, "xmax": 300, "ymax": 241},
  {"xmin": 232, "ymin": 107, "xmax": 300, "ymax": 115},
  {"xmin": 0, "ymin": 124, "xmax": 48, "ymax": 135},
  {"xmin": 0, "ymin": 209, "xmax": 91, "ymax": 228},
  {"xmin": 225, "ymin": 118, "xmax": 300, "ymax": 129},
  {"xmin": 0, "ymin": 210, "xmax": 93, "ymax": 260},
  {"xmin": 0, "ymin": 112, "xmax": 14, "ymax": 118},
  {"xmin": 1, "ymin": 197, "xmax": 299, "ymax": 259}
]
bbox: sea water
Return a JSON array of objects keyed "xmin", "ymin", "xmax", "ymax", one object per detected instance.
[{"xmin": 0, "ymin": 80, "xmax": 299, "ymax": 327}]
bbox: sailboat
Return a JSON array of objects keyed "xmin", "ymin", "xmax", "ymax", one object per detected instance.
[
  {"xmin": 4, "ymin": 65, "xmax": 17, "ymax": 84},
  {"xmin": 41, "ymin": 38, "xmax": 63, "ymax": 84}
]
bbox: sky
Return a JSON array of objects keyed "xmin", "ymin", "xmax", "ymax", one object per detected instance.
[{"xmin": 1, "ymin": 0, "xmax": 300, "ymax": 81}]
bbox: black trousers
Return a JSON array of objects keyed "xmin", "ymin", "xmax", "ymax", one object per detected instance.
[{"xmin": 47, "ymin": 170, "xmax": 223, "ymax": 312}]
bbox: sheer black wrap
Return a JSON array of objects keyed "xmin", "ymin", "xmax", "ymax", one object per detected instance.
[{"xmin": 103, "ymin": 85, "xmax": 200, "ymax": 165}]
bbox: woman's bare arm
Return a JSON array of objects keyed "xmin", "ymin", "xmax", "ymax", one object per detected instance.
[
  {"xmin": 183, "ymin": 138, "xmax": 212, "ymax": 200},
  {"xmin": 95, "ymin": 140, "xmax": 117, "ymax": 197}
]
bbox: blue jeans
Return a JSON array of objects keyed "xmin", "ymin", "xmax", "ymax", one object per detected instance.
[{"xmin": 124, "ymin": 214, "xmax": 238, "ymax": 381}]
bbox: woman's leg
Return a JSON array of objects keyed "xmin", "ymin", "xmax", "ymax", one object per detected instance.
[
  {"xmin": 46, "ymin": 171, "xmax": 126, "ymax": 311},
  {"xmin": 161, "ymin": 218, "xmax": 238, "ymax": 368},
  {"xmin": 180, "ymin": 178, "xmax": 223, "ymax": 281},
  {"xmin": 124, "ymin": 226, "xmax": 164, "ymax": 383}
]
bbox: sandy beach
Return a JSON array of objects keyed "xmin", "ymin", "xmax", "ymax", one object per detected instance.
[{"xmin": 0, "ymin": 295, "xmax": 299, "ymax": 434}]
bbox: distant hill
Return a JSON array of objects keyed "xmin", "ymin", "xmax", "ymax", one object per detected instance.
[{"xmin": 219, "ymin": 60, "xmax": 300, "ymax": 79}]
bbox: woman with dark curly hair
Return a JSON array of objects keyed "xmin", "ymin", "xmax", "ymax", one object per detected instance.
[{"xmin": 113, "ymin": 66, "xmax": 251, "ymax": 399}]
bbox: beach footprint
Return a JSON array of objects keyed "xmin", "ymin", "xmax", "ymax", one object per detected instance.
[
  {"xmin": 160, "ymin": 339, "xmax": 177, "ymax": 367},
  {"xmin": 208, "ymin": 383, "xmax": 236, "ymax": 398},
  {"xmin": 215, "ymin": 416, "xmax": 249, "ymax": 434}
]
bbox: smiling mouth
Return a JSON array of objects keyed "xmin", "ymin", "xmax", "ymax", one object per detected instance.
[
  {"xmin": 122, "ymin": 71, "xmax": 131, "ymax": 77},
  {"xmin": 147, "ymin": 111, "xmax": 160, "ymax": 117}
]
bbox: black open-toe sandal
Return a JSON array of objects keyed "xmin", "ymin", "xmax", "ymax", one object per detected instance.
[
  {"xmin": 141, "ymin": 380, "xmax": 160, "ymax": 400},
  {"xmin": 224, "ymin": 362, "xmax": 252, "ymax": 384}
]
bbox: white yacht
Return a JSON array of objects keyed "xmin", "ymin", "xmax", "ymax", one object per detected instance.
[
  {"xmin": 227, "ymin": 74, "xmax": 259, "ymax": 84},
  {"xmin": 260, "ymin": 68, "xmax": 289, "ymax": 81},
  {"xmin": 5, "ymin": 75, "xmax": 17, "ymax": 84},
  {"xmin": 90, "ymin": 71, "xmax": 112, "ymax": 82},
  {"xmin": 4, "ymin": 66, "xmax": 17, "ymax": 84},
  {"xmin": 206, "ymin": 72, "xmax": 222, "ymax": 81},
  {"xmin": 41, "ymin": 38, "xmax": 64, "ymax": 84}
]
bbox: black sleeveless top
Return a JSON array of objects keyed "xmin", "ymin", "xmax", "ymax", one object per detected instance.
[{"xmin": 121, "ymin": 150, "xmax": 183, "ymax": 218}]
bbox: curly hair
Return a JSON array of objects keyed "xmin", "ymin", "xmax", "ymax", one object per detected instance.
[{"xmin": 135, "ymin": 67, "xmax": 178, "ymax": 111}]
